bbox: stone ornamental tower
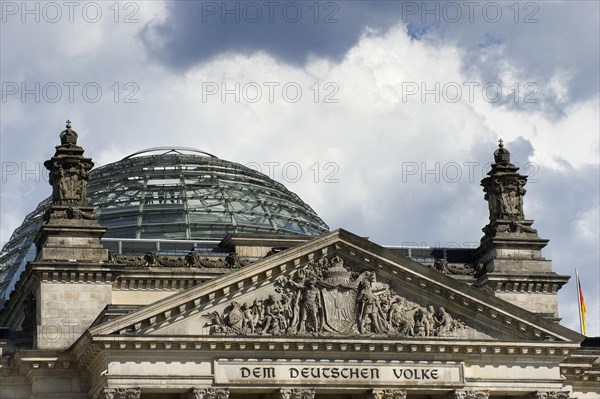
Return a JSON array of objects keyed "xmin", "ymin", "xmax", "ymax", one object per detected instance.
[
  {"xmin": 35, "ymin": 120, "xmax": 108, "ymax": 261},
  {"xmin": 474, "ymin": 140, "xmax": 569, "ymax": 320},
  {"xmin": 29, "ymin": 121, "xmax": 113, "ymax": 349}
]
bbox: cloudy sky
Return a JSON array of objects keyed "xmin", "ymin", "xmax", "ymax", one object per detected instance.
[{"xmin": 0, "ymin": 1, "xmax": 598, "ymax": 335}]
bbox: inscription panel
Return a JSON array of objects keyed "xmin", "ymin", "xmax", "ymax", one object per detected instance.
[{"xmin": 214, "ymin": 360, "xmax": 464, "ymax": 387}]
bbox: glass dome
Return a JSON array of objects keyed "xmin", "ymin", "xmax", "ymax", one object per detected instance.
[
  {"xmin": 0, "ymin": 148, "xmax": 329, "ymax": 302},
  {"xmin": 92, "ymin": 148, "xmax": 329, "ymax": 239}
]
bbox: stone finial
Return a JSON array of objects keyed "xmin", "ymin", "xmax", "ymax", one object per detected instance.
[
  {"xmin": 493, "ymin": 138, "xmax": 510, "ymax": 163},
  {"xmin": 59, "ymin": 119, "xmax": 78, "ymax": 146}
]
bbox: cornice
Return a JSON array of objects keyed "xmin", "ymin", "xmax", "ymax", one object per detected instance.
[{"xmin": 69, "ymin": 334, "xmax": 581, "ymax": 372}]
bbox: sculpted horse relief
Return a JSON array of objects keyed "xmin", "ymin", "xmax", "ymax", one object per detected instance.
[{"xmin": 203, "ymin": 256, "xmax": 466, "ymax": 338}]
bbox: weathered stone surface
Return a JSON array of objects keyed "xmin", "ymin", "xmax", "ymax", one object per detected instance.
[{"xmin": 204, "ymin": 256, "xmax": 467, "ymax": 338}]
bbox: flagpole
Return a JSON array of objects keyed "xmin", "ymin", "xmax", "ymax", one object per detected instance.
[{"xmin": 576, "ymin": 268, "xmax": 583, "ymax": 335}]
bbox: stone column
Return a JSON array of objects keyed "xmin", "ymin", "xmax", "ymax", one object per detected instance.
[
  {"xmin": 271, "ymin": 388, "xmax": 316, "ymax": 399},
  {"xmin": 531, "ymin": 392, "xmax": 570, "ymax": 399},
  {"xmin": 187, "ymin": 388, "xmax": 230, "ymax": 399},
  {"xmin": 362, "ymin": 389, "xmax": 407, "ymax": 399},
  {"xmin": 449, "ymin": 390, "xmax": 490, "ymax": 399},
  {"xmin": 98, "ymin": 387, "xmax": 141, "ymax": 399}
]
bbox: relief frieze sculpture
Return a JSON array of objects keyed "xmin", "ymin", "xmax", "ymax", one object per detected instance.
[
  {"xmin": 108, "ymin": 251, "xmax": 250, "ymax": 268},
  {"xmin": 204, "ymin": 256, "xmax": 467, "ymax": 338}
]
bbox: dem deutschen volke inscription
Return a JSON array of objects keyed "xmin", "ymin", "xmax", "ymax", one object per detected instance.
[{"xmin": 214, "ymin": 361, "xmax": 465, "ymax": 386}]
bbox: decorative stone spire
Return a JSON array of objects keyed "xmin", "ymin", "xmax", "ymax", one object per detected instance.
[
  {"xmin": 44, "ymin": 120, "xmax": 95, "ymax": 215},
  {"xmin": 480, "ymin": 139, "xmax": 536, "ymax": 237},
  {"xmin": 34, "ymin": 121, "xmax": 107, "ymax": 261},
  {"xmin": 473, "ymin": 141, "xmax": 569, "ymax": 321}
]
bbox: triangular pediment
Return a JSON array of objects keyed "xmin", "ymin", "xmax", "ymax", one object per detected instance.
[{"xmin": 89, "ymin": 229, "xmax": 581, "ymax": 343}]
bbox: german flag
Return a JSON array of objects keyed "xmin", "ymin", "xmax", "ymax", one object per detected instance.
[{"xmin": 576, "ymin": 269, "xmax": 587, "ymax": 336}]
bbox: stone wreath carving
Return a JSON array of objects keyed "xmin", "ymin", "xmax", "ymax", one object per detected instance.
[
  {"xmin": 204, "ymin": 256, "xmax": 466, "ymax": 337},
  {"xmin": 108, "ymin": 251, "xmax": 249, "ymax": 268}
]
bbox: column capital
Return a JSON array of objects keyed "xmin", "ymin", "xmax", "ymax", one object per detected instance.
[
  {"xmin": 531, "ymin": 392, "xmax": 570, "ymax": 399},
  {"xmin": 450, "ymin": 390, "xmax": 490, "ymax": 399},
  {"xmin": 271, "ymin": 388, "xmax": 316, "ymax": 399},
  {"xmin": 362, "ymin": 389, "xmax": 407, "ymax": 399},
  {"xmin": 98, "ymin": 387, "xmax": 141, "ymax": 399},
  {"xmin": 187, "ymin": 388, "xmax": 230, "ymax": 399}
]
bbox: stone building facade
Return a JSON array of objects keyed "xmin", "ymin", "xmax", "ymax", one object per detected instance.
[{"xmin": 0, "ymin": 124, "xmax": 598, "ymax": 398}]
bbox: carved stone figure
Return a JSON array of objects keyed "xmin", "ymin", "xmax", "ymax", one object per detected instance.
[
  {"xmin": 435, "ymin": 307, "xmax": 454, "ymax": 335},
  {"xmin": 433, "ymin": 258, "xmax": 450, "ymax": 273},
  {"xmin": 241, "ymin": 302, "xmax": 256, "ymax": 333},
  {"xmin": 413, "ymin": 307, "xmax": 429, "ymax": 337},
  {"xmin": 357, "ymin": 273, "xmax": 389, "ymax": 334},
  {"xmin": 425, "ymin": 305, "xmax": 436, "ymax": 336},
  {"xmin": 144, "ymin": 252, "xmax": 160, "ymax": 267},
  {"xmin": 298, "ymin": 279, "xmax": 322, "ymax": 333},
  {"xmin": 186, "ymin": 251, "xmax": 203, "ymax": 266},
  {"xmin": 225, "ymin": 252, "xmax": 241, "ymax": 268},
  {"xmin": 388, "ymin": 298, "xmax": 416, "ymax": 335},
  {"xmin": 262, "ymin": 295, "xmax": 286, "ymax": 334}
]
